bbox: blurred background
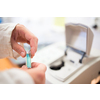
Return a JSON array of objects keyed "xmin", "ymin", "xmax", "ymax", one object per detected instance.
[{"xmin": 0, "ymin": 17, "xmax": 100, "ymax": 70}]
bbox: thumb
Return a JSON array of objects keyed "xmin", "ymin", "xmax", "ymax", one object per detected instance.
[
  {"xmin": 21, "ymin": 65, "xmax": 28, "ymax": 69},
  {"xmin": 21, "ymin": 65, "xmax": 28, "ymax": 71},
  {"xmin": 12, "ymin": 40, "xmax": 26, "ymax": 57}
]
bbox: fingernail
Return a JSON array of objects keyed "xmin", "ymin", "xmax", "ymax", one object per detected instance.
[
  {"xmin": 22, "ymin": 65, "xmax": 27, "ymax": 69},
  {"xmin": 31, "ymin": 54, "xmax": 35, "ymax": 58},
  {"xmin": 21, "ymin": 52, "xmax": 25, "ymax": 57},
  {"xmin": 22, "ymin": 66, "xmax": 26, "ymax": 68}
]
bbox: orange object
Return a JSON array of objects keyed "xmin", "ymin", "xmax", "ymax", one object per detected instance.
[{"xmin": 0, "ymin": 58, "xmax": 19, "ymax": 71}]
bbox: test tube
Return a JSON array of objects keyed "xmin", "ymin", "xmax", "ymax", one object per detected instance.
[{"xmin": 26, "ymin": 51, "xmax": 31, "ymax": 68}]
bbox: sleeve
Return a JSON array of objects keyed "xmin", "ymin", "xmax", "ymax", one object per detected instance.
[
  {"xmin": 0, "ymin": 23, "xmax": 21, "ymax": 59},
  {"xmin": 0, "ymin": 24, "xmax": 34, "ymax": 84},
  {"xmin": 0, "ymin": 68, "xmax": 34, "ymax": 84}
]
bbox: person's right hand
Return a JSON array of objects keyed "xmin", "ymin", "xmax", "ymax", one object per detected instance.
[
  {"xmin": 21, "ymin": 62, "xmax": 47, "ymax": 84},
  {"xmin": 11, "ymin": 24, "xmax": 38, "ymax": 58}
]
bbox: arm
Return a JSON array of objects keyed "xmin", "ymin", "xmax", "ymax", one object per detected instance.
[
  {"xmin": 0, "ymin": 23, "xmax": 38, "ymax": 59},
  {"xmin": 0, "ymin": 23, "xmax": 34, "ymax": 84},
  {"xmin": 0, "ymin": 23, "xmax": 46, "ymax": 84},
  {"xmin": 0, "ymin": 68, "xmax": 34, "ymax": 84},
  {"xmin": 0, "ymin": 62, "xmax": 46, "ymax": 84},
  {"xmin": 0, "ymin": 23, "xmax": 19, "ymax": 59}
]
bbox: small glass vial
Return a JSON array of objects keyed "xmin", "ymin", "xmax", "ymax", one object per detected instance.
[{"xmin": 26, "ymin": 51, "xmax": 31, "ymax": 68}]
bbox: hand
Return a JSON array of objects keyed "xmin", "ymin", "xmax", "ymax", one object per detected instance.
[
  {"xmin": 11, "ymin": 24, "xmax": 38, "ymax": 58},
  {"xmin": 21, "ymin": 62, "xmax": 47, "ymax": 84}
]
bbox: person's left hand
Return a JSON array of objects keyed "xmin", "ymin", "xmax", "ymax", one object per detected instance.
[
  {"xmin": 21, "ymin": 62, "xmax": 47, "ymax": 84},
  {"xmin": 11, "ymin": 24, "xmax": 38, "ymax": 58}
]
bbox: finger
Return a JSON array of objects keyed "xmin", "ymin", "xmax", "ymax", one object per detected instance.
[
  {"xmin": 16, "ymin": 36, "xmax": 30, "ymax": 43},
  {"xmin": 12, "ymin": 39, "xmax": 26, "ymax": 57},
  {"xmin": 27, "ymin": 67, "xmax": 45, "ymax": 84},
  {"xmin": 22, "ymin": 65, "xmax": 28, "ymax": 69},
  {"xmin": 34, "ymin": 71, "xmax": 45, "ymax": 84},
  {"xmin": 38, "ymin": 64, "xmax": 47, "ymax": 72},
  {"xmin": 20, "ymin": 65, "xmax": 28, "ymax": 71},
  {"xmin": 31, "ymin": 62, "xmax": 47, "ymax": 72},
  {"xmin": 16, "ymin": 25, "xmax": 38, "ymax": 58},
  {"xmin": 31, "ymin": 46, "xmax": 35, "ymax": 58},
  {"xmin": 31, "ymin": 62, "xmax": 41, "ymax": 68},
  {"xmin": 30, "ymin": 38, "xmax": 38, "ymax": 58}
]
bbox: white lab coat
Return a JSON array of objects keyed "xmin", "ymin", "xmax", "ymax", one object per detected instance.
[{"xmin": 0, "ymin": 23, "xmax": 34, "ymax": 84}]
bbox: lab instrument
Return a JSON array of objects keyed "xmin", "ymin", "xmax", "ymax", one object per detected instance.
[{"xmin": 32, "ymin": 23, "xmax": 100, "ymax": 84}]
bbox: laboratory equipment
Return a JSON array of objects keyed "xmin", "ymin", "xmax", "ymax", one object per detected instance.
[
  {"xmin": 32, "ymin": 23, "xmax": 100, "ymax": 84},
  {"xmin": 26, "ymin": 51, "xmax": 31, "ymax": 68}
]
